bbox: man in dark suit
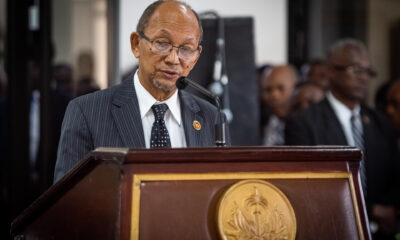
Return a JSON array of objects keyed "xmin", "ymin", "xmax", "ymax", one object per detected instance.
[
  {"xmin": 54, "ymin": 0, "xmax": 226, "ymax": 182},
  {"xmin": 285, "ymin": 39, "xmax": 399, "ymax": 238}
]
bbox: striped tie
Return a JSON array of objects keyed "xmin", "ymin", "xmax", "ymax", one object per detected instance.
[{"xmin": 351, "ymin": 114, "xmax": 367, "ymax": 196}]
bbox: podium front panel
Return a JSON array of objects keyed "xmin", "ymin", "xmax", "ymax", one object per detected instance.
[{"xmin": 128, "ymin": 172, "xmax": 363, "ymax": 240}]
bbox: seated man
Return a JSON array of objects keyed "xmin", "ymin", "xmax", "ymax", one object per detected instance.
[
  {"xmin": 54, "ymin": 0, "xmax": 228, "ymax": 182},
  {"xmin": 285, "ymin": 39, "xmax": 399, "ymax": 238}
]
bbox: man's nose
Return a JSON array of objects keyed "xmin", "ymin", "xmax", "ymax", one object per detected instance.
[
  {"xmin": 357, "ymin": 70, "xmax": 370, "ymax": 84},
  {"xmin": 164, "ymin": 47, "xmax": 180, "ymax": 64},
  {"xmin": 270, "ymin": 89, "xmax": 281, "ymax": 99}
]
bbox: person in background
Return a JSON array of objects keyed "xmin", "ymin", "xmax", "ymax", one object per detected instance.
[
  {"xmin": 386, "ymin": 80, "xmax": 400, "ymax": 150},
  {"xmin": 76, "ymin": 77, "xmax": 100, "ymax": 97},
  {"xmin": 257, "ymin": 64, "xmax": 273, "ymax": 135},
  {"xmin": 259, "ymin": 65, "xmax": 297, "ymax": 146},
  {"xmin": 375, "ymin": 81, "xmax": 393, "ymax": 114},
  {"xmin": 53, "ymin": 63, "xmax": 74, "ymax": 98},
  {"xmin": 292, "ymin": 81, "xmax": 324, "ymax": 113},
  {"xmin": 302, "ymin": 59, "xmax": 330, "ymax": 91},
  {"xmin": 386, "ymin": 80, "xmax": 400, "ymax": 238},
  {"xmin": 285, "ymin": 38, "xmax": 399, "ymax": 239}
]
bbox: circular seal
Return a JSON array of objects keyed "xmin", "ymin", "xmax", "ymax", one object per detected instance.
[
  {"xmin": 217, "ymin": 179, "xmax": 296, "ymax": 240},
  {"xmin": 193, "ymin": 120, "xmax": 201, "ymax": 130}
]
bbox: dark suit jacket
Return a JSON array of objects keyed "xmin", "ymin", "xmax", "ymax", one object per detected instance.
[
  {"xmin": 54, "ymin": 75, "xmax": 225, "ymax": 182},
  {"xmin": 285, "ymin": 98, "xmax": 399, "ymax": 209}
]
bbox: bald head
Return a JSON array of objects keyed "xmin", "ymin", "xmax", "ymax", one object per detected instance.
[
  {"xmin": 136, "ymin": 0, "xmax": 203, "ymax": 43},
  {"xmin": 260, "ymin": 65, "xmax": 298, "ymax": 119}
]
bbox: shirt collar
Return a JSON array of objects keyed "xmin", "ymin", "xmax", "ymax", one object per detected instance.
[
  {"xmin": 133, "ymin": 70, "xmax": 182, "ymax": 125},
  {"xmin": 326, "ymin": 91, "xmax": 361, "ymax": 121}
]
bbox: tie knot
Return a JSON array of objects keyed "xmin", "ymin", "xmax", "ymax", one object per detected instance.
[{"xmin": 152, "ymin": 103, "xmax": 168, "ymax": 120}]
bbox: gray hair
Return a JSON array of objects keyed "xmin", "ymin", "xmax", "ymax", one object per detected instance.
[
  {"xmin": 136, "ymin": 0, "xmax": 203, "ymax": 44},
  {"xmin": 327, "ymin": 38, "xmax": 368, "ymax": 60}
]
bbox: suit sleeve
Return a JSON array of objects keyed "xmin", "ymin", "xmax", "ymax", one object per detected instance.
[
  {"xmin": 285, "ymin": 114, "xmax": 314, "ymax": 145},
  {"xmin": 53, "ymin": 99, "xmax": 94, "ymax": 183}
]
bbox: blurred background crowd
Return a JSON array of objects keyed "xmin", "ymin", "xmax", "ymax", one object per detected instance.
[{"xmin": 1, "ymin": 0, "xmax": 400, "ymax": 239}]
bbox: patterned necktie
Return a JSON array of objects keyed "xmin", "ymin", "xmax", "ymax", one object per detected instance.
[
  {"xmin": 150, "ymin": 104, "xmax": 171, "ymax": 148},
  {"xmin": 351, "ymin": 114, "xmax": 367, "ymax": 196}
]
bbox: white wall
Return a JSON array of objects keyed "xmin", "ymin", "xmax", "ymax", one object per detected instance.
[
  {"xmin": 368, "ymin": 0, "xmax": 400, "ymax": 106},
  {"xmin": 53, "ymin": 0, "xmax": 72, "ymax": 64},
  {"xmin": 53, "ymin": 0, "xmax": 108, "ymax": 89},
  {"xmin": 119, "ymin": 0, "xmax": 287, "ymax": 76}
]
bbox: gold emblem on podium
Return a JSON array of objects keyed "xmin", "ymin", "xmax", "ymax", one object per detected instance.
[{"xmin": 217, "ymin": 179, "xmax": 296, "ymax": 240}]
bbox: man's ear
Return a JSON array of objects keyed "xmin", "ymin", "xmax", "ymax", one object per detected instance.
[{"xmin": 130, "ymin": 32, "xmax": 140, "ymax": 58}]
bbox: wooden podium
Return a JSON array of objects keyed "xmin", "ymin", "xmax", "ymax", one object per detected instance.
[{"xmin": 11, "ymin": 146, "xmax": 371, "ymax": 240}]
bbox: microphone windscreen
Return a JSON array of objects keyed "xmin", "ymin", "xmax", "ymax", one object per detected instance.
[{"xmin": 176, "ymin": 77, "xmax": 188, "ymax": 89}]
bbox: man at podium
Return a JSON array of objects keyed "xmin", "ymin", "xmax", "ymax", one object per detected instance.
[{"xmin": 54, "ymin": 0, "xmax": 224, "ymax": 182}]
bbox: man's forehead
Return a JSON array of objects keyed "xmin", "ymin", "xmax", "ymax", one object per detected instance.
[
  {"xmin": 149, "ymin": 2, "xmax": 196, "ymax": 25},
  {"xmin": 331, "ymin": 46, "xmax": 370, "ymax": 64},
  {"xmin": 145, "ymin": 2, "xmax": 199, "ymax": 36},
  {"xmin": 267, "ymin": 71, "xmax": 295, "ymax": 87}
]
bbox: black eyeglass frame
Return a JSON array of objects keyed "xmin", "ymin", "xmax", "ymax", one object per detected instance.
[
  {"xmin": 138, "ymin": 32, "xmax": 201, "ymax": 61},
  {"xmin": 331, "ymin": 64, "xmax": 377, "ymax": 78}
]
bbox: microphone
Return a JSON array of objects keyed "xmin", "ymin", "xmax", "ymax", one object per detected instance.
[{"xmin": 176, "ymin": 76, "xmax": 226, "ymax": 147}]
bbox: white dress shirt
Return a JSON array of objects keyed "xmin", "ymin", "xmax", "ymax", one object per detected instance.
[
  {"xmin": 262, "ymin": 114, "xmax": 285, "ymax": 146},
  {"xmin": 326, "ymin": 91, "xmax": 362, "ymax": 146},
  {"xmin": 134, "ymin": 71, "xmax": 187, "ymax": 148}
]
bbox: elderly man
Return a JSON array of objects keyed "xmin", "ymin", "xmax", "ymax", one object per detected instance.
[
  {"xmin": 259, "ymin": 65, "xmax": 297, "ymax": 146},
  {"xmin": 285, "ymin": 39, "xmax": 399, "ymax": 238},
  {"xmin": 54, "ymin": 0, "xmax": 226, "ymax": 182}
]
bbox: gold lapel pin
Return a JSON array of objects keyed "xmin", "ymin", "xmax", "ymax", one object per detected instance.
[{"xmin": 193, "ymin": 120, "xmax": 201, "ymax": 130}]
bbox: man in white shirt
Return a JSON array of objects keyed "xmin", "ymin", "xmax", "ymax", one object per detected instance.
[
  {"xmin": 285, "ymin": 38, "xmax": 400, "ymax": 238},
  {"xmin": 54, "ymin": 0, "xmax": 226, "ymax": 182}
]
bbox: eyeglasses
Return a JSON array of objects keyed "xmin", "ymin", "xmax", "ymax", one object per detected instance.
[
  {"xmin": 139, "ymin": 32, "xmax": 200, "ymax": 62},
  {"xmin": 332, "ymin": 64, "xmax": 377, "ymax": 77}
]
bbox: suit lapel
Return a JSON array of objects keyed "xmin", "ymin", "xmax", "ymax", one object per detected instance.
[
  {"xmin": 111, "ymin": 75, "xmax": 145, "ymax": 148},
  {"xmin": 179, "ymin": 91, "xmax": 203, "ymax": 147},
  {"xmin": 322, "ymin": 99, "xmax": 348, "ymax": 145}
]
